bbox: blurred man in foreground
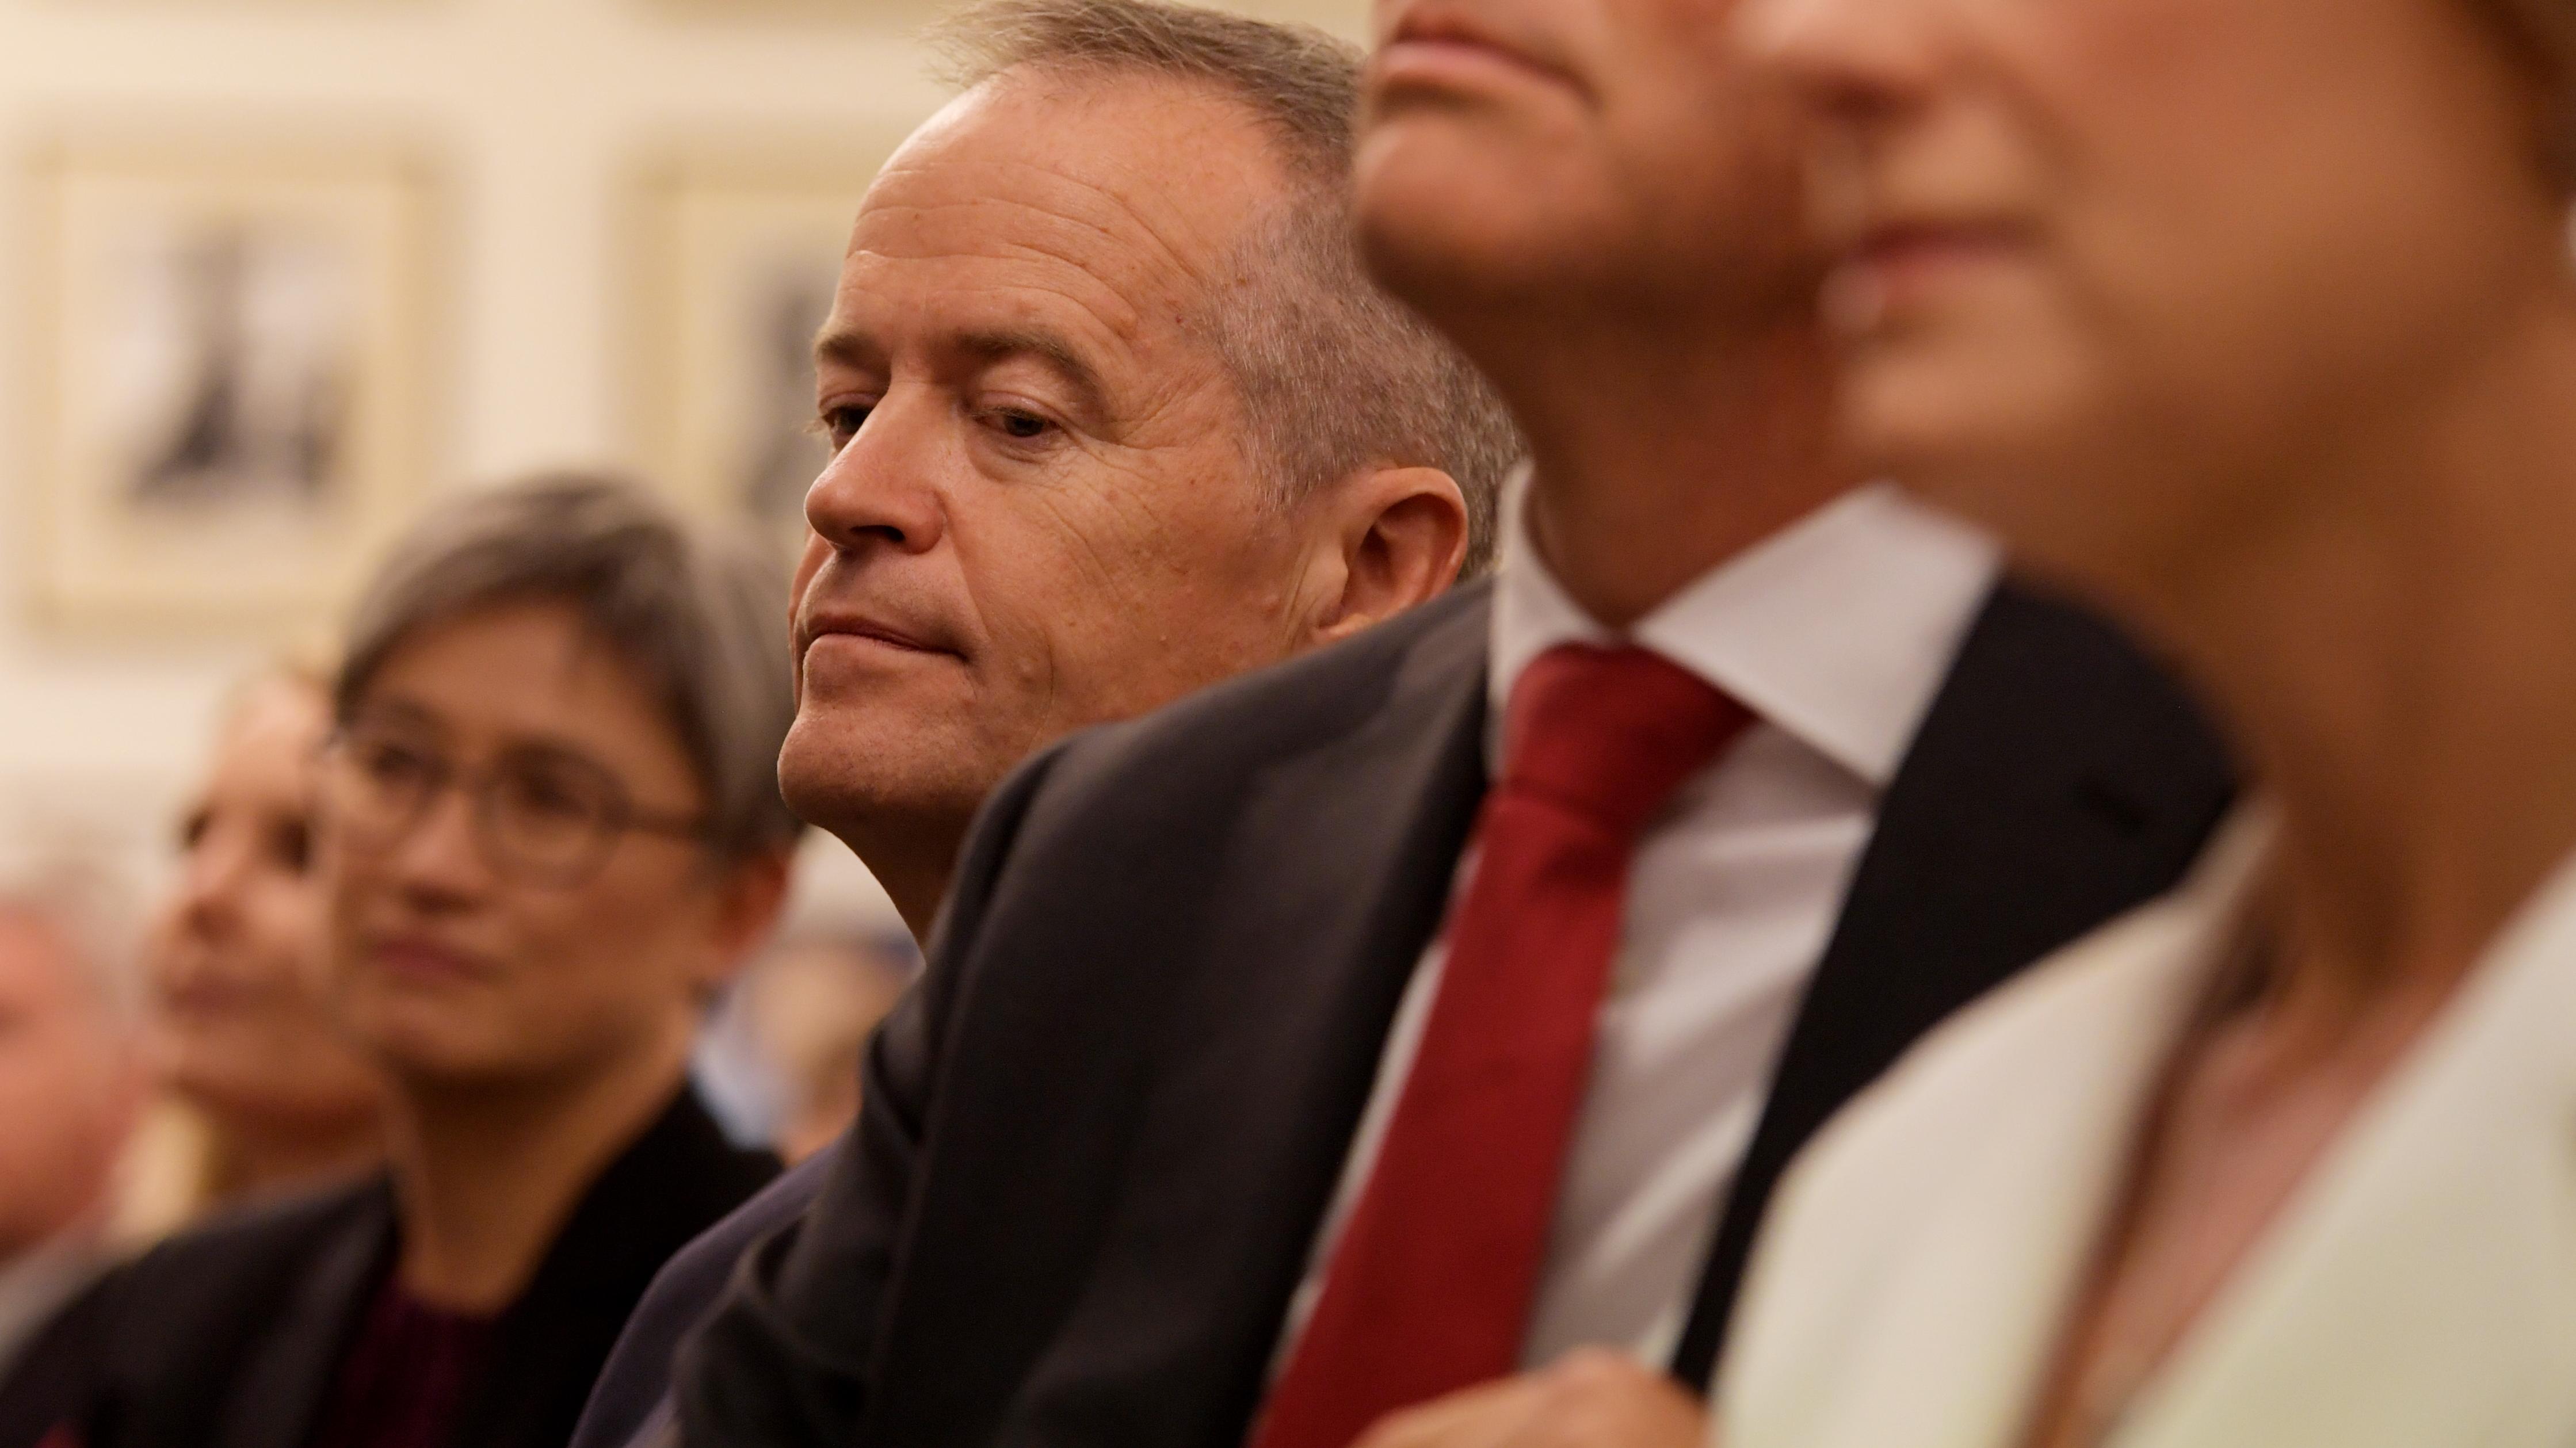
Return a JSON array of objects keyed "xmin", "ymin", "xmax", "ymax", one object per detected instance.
[
  {"xmin": 671, "ymin": 1, "xmax": 2234, "ymax": 1446},
  {"xmin": 568, "ymin": 5, "xmax": 1520, "ymax": 1443},
  {"xmin": 0, "ymin": 868, "xmax": 144, "ymax": 1446}
]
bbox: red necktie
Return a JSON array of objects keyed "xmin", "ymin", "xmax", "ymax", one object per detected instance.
[{"xmin": 1249, "ymin": 644, "xmax": 1751, "ymax": 1448}]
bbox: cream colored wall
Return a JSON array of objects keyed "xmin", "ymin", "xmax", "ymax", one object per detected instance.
[{"xmin": 0, "ymin": 0, "xmax": 1365, "ymax": 911}]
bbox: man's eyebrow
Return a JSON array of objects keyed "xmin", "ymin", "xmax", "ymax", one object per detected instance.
[
  {"xmin": 959, "ymin": 328, "xmax": 1115, "ymax": 416},
  {"xmin": 810, "ymin": 323, "xmax": 1117, "ymax": 418},
  {"xmin": 812, "ymin": 325, "xmax": 876, "ymax": 373}
]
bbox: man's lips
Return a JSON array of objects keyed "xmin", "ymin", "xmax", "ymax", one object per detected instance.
[
  {"xmin": 1374, "ymin": 9, "xmax": 1580, "ymax": 100},
  {"xmin": 798, "ymin": 613, "xmax": 963, "ymax": 662}
]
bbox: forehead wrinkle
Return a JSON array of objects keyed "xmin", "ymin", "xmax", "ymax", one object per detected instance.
[
  {"xmin": 855, "ymin": 176, "xmax": 1220, "ymax": 328},
  {"xmin": 860, "ymin": 97, "xmax": 1273, "ymax": 318},
  {"xmin": 826, "ymin": 254, "xmax": 1152, "ymax": 386},
  {"xmin": 841, "ymin": 202, "xmax": 1153, "ymax": 357},
  {"xmin": 827, "ymin": 230, "xmax": 1237, "ymax": 433}
]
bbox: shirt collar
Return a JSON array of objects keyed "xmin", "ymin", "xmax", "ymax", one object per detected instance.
[{"xmin": 1489, "ymin": 470, "xmax": 2001, "ymax": 788}]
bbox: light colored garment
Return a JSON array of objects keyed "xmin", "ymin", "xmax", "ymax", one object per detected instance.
[
  {"xmin": 1716, "ymin": 812, "xmax": 2576, "ymax": 1448},
  {"xmin": 1280, "ymin": 479, "xmax": 2001, "ymax": 1369}
]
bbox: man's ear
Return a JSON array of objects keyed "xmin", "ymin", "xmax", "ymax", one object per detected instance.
[
  {"xmin": 696, "ymin": 843, "xmax": 798, "ymax": 994},
  {"xmin": 1306, "ymin": 465, "xmax": 1472, "ymax": 645}
]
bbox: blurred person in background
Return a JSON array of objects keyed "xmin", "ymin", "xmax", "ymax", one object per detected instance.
[
  {"xmin": 40, "ymin": 476, "xmax": 798, "ymax": 1448},
  {"xmin": 0, "ymin": 860, "xmax": 145, "ymax": 1445},
  {"xmin": 735, "ymin": 935, "xmax": 911, "ymax": 1166},
  {"xmin": 117, "ymin": 666, "xmax": 384, "ymax": 1243},
  {"xmin": 666, "ymin": 0, "xmax": 2232, "ymax": 1445},
  {"xmin": 567, "ymin": 3, "xmax": 1523, "ymax": 1444}
]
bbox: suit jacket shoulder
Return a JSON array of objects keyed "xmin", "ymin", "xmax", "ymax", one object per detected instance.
[
  {"xmin": 76, "ymin": 1179, "xmax": 395, "ymax": 1448},
  {"xmin": 67, "ymin": 1088, "xmax": 773, "ymax": 1448},
  {"xmin": 680, "ymin": 584, "xmax": 1495, "ymax": 1448},
  {"xmin": 987, "ymin": 579, "xmax": 1493, "ymax": 855}
]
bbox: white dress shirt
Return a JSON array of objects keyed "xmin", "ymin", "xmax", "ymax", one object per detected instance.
[
  {"xmin": 1277, "ymin": 479, "xmax": 2000, "ymax": 1372},
  {"xmin": 1717, "ymin": 812, "xmax": 2576, "ymax": 1448}
]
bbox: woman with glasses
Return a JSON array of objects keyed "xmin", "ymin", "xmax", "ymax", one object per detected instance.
[
  {"xmin": 1676, "ymin": 0, "xmax": 2576, "ymax": 1445},
  {"xmin": 47, "ymin": 476, "xmax": 799, "ymax": 1448}
]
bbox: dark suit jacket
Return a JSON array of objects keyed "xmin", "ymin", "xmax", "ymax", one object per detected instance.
[
  {"xmin": 573, "ymin": 1147, "xmax": 840, "ymax": 1448},
  {"xmin": 676, "ymin": 578, "xmax": 2235, "ymax": 1448},
  {"xmin": 17, "ymin": 1086, "xmax": 774, "ymax": 1448}
]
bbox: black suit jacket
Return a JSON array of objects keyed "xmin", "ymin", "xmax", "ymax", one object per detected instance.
[
  {"xmin": 18, "ymin": 1087, "xmax": 774, "ymax": 1448},
  {"xmin": 574, "ymin": 1146, "xmax": 840, "ymax": 1448},
  {"xmin": 677, "ymin": 578, "xmax": 2234, "ymax": 1448}
]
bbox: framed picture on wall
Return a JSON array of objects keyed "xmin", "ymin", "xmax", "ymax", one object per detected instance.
[
  {"xmin": 23, "ymin": 136, "xmax": 441, "ymax": 635},
  {"xmin": 625, "ymin": 137, "xmax": 902, "ymax": 552}
]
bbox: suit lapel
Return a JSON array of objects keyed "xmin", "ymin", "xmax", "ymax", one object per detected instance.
[
  {"xmin": 217, "ymin": 1183, "xmax": 395, "ymax": 1448},
  {"xmin": 1009, "ymin": 590, "xmax": 1493, "ymax": 1448},
  {"xmin": 1670, "ymin": 584, "xmax": 2235, "ymax": 1384},
  {"xmin": 867, "ymin": 589, "xmax": 1493, "ymax": 1448}
]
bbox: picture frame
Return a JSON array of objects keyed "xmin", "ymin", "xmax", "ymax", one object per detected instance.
[
  {"xmin": 624, "ymin": 136, "xmax": 905, "ymax": 551},
  {"xmin": 22, "ymin": 135, "xmax": 442, "ymax": 636}
]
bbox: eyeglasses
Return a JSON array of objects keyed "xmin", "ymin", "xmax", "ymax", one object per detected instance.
[{"xmin": 320, "ymin": 727, "xmax": 708, "ymax": 888}]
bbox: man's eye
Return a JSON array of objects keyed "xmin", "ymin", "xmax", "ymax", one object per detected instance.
[
  {"xmin": 993, "ymin": 410, "xmax": 1051, "ymax": 441},
  {"xmin": 818, "ymin": 404, "xmax": 873, "ymax": 449}
]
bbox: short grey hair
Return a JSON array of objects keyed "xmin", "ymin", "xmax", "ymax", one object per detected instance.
[
  {"xmin": 0, "ymin": 843, "xmax": 140, "ymax": 1023},
  {"xmin": 930, "ymin": 0, "xmax": 1524, "ymax": 578},
  {"xmin": 335, "ymin": 474, "xmax": 803, "ymax": 865}
]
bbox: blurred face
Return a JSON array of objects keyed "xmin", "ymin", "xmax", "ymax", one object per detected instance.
[
  {"xmin": 323, "ymin": 601, "xmax": 743, "ymax": 1088},
  {"xmin": 1745, "ymin": 0, "xmax": 2570, "ymax": 591},
  {"xmin": 0, "ymin": 914, "xmax": 139, "ymax": 1258},
  {"xmin": 782, "ymin": 71, "xmax": 1323, "ymax": 852},
  {"xmin": 1355, "ymin": 0, "xmax": 1815, "ymax": 322},
  {"xmin": 146, "ymin": 678, "xmax": 381, "ymax": 1135}
]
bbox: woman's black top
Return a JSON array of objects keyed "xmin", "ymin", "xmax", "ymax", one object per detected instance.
[{"xmin": 13, "ymin": 1086, "xmax": 775, "ymax": 1448}]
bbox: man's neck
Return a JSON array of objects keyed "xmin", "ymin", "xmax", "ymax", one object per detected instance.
[
  {"xmin": 1489, "ymin": 304, "xmax": 1848, "ymax": 629},
  {"xmin": 384, "ymin": 1015, "xmax": 695, "ymax": 1314}
]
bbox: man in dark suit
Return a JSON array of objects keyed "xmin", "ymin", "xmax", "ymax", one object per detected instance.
[
  {"xmin": 669, "ymin": 0, "xmax": 2235, "ymax": 1445},
  {"xmin": 565, "ymin": 6, "xmax": 1520, "ymax": 1446}
]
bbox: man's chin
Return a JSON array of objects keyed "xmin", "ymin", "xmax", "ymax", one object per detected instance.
[
  {"xmin": 1356, "ymin": 131, "xmax": 1594, "ymax": 315},
  {"xmin": 778, "ymin": 728, "xmax": 990, "ymax": 848}
]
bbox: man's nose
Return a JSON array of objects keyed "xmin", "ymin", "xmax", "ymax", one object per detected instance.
[
  {"xmin": 1737, "ymin": 0, "xmax": 1938, "ymax": 127},
  {"xmin": 805, "ymin": 389, "xmax": 948, "ymax": 557}
]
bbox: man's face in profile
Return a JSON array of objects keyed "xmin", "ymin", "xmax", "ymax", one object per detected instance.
[
  {"xmin": 779, "ymin": 71, "xmax": 1317, "ymax": 850},
  {"xmin": 1354, "ymin": 0, "xmax": 1816, "ymax": 319}
]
